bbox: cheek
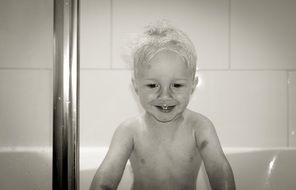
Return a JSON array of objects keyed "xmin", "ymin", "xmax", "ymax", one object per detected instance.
[
  {"xmin": 174, "ymin": 90, "xmax": 192, "ymax": 103},
  {"xmin": 174, "ymin": 88, "xmax": 192, "ymax": 97},
  {"xmin": 139, "ymin": 87, "xmax": 159, "ymax": 97},
  {"xmin": 177, "ymin": 95, "xmax": 190, "ymax": 102},
  {"xmin": 138, "ymin": 91, "xmax": 156, "ymax": 103}
]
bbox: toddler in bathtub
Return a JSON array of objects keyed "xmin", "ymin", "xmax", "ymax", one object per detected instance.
[{"xmin": 90, "ymin": 21, "xmax": 236, "ymax": 190}]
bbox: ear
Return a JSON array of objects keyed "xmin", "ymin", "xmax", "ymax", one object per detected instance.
[
  {"xmin": 132, "ymin": 77, "xmax": 138, "ymax": 95},
  {"xmin": 191, "ymin": 76, "xmax": 198, "ymax": 93}
]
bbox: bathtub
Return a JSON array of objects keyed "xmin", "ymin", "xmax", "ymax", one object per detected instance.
[
  {"xmin": 0, "ymin": 147, "xmax": 295, "ymax": 190},
  {"xmin": 0, "ymin": 147, "xmax": 52, "ymax": 190},
  {"xmin": 225, "ymin": 148, "xmax": 296, "ymax": 190}
]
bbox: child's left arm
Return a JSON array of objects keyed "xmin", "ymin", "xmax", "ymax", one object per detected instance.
[{"xmin": 195, "ymin": 118, "xmax": 236, "ymax": 190}]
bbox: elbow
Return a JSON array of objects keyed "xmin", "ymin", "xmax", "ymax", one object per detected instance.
[
  {"xmin": 90, "ymin": 181, "xmax": 116, "ymax": 190},
  {"xmin": 209, "ymin": 162, "xmax": 236, "ymax": 190},
  {"xmin": 90, "ymin": 174, "xmax": 118, "ymax": 190},
  {"xmin": 90, "ymin": 184, "xmax": 114, "ymax": 190},
  {"xmin": 221, "ymin": 162, "xmax": 236, "ymax": 189},
  {"xmin": 221, "ymin": 161, "xmax": 234, "ymax": 178}
]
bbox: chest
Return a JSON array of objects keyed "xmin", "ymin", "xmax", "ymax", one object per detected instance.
[{"xmin": 131, "ymin": 125, "xmax": 201, "ymax": 169}]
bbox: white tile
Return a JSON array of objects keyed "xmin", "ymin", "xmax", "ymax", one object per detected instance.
[
  {"xmin": 189, "ymin": 71, "xmax": 287, "ymax": 147},
  {"xmin": 231, "ymin": 0, "xmax": 296, "ymax": 69},
  {"xmin": 81, "ymin": 70, "xmax": 288, "ymax": 147},
  {"xmin": 80, "ymin": 70, "xmax": 141, "ymax": 146},
  {"xmin": 112, "ymin": 0, "xmax": 229, "ymax": 70},
  {"xmin": 0, "ymin": 0, "xmax": 53, "ymax": 69},
  {"xmin": 80, "ymin": 0, "xmax": 111, "ymax": 68},
  {"xmin": 0, "ymin": 70, "xmax": 52, "ymax": 146},
  {"xmin": 289, "ymin": 72, "xmax": 296, "ymax": 147}
]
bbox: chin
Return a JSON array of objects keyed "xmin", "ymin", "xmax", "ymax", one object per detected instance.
[
  {"xmin": 155, "ymin": 117, "xmax": 175, "ymax": 123},
  {"xmin": 153, "ymin": 112, "xmax": 184, "ymax": 123}
]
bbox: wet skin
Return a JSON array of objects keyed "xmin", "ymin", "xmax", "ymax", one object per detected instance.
[
  {"xmin": 130, "ymin": 50, "xmax": 200, "ymax": 189},
  {"xmin": 132, "ymin": 50, "xmax": 198, "ymax": 124},
  {"xmin": 129, "ymin": 111, "xmax": 203, "ymax": 190},
  {"xmin": 90, "ymin": 50, "xmax": 236, "ymax": 190}
]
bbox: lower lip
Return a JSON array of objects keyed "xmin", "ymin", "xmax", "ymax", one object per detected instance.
[{"xmin": 155, "ymin": 106, "xmax": 176, "ymax": 113}]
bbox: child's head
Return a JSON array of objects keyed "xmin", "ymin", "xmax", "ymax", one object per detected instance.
[
  {"xmin": 132, "ymin": 21, "xmax": 197, "ymax": 79},
  {"xmin": 131, "ymin": 21, "xmax": 198, "ymax": 123}
]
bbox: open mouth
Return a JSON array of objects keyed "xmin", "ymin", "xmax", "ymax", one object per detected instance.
[{"xmin": 155, "ymin": 105, "xmax": 176, "ymax": 113}]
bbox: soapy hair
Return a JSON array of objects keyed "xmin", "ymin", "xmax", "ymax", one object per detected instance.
[{"xmin": 132, "ymin": 21, "xmax": 197, "ymax": 78}]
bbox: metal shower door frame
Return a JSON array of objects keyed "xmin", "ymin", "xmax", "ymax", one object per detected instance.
[{"xmin": 53, "ymin": 0, "xmax": 80, "ymax": 189}]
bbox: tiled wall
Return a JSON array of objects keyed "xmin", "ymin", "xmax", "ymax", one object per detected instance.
[
  {"xmin": 0, "ymin": 0, "xmax": 53, "ymax": 147},
  {"xmin": 0, "ymin": 0, "xmax": 295, "ymax": 148}
]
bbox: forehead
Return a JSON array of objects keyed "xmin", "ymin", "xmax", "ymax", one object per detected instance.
[{"xmin": 137, "ymin": 50, "xmax": 192, "ymax": 78}]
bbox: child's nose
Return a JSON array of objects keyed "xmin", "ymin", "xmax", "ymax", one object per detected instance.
[{"xmin": 159, "ymin": 86, "xmax": 172, "ymax": 99}]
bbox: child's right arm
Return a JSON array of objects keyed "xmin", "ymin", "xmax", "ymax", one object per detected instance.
[{"xmin": 90, "ymin": 122, "xmax": 134, "ymax": 190}]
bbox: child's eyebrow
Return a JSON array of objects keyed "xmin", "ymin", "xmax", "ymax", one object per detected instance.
[
  {"xmin": 173, "ymin": 78, "xmax": 189, "ymax": 81},
  {"xmin": 143, "ymin": 79, "xmax": 157, "ymax": 82},
  {"xmin": 142, "ymin": 78, "xmax": 190, "ymax": 82},
  {"xmin": 170, "ymin": 78, "xmax": 191, "ymax": 82}
]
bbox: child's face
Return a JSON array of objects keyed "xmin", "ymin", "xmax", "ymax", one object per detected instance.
[{"xmin": 133, "ymin": 50, "xmax": 198, "ymax": 123}]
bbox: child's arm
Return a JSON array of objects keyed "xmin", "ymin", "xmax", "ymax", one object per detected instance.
[
  {"xmin": 90, "ymin": 122, "xmax": 134, "ymax": 190},
  {"xmin": 195, "ymin": 117, "xmax": 236, "ymax": 190}
]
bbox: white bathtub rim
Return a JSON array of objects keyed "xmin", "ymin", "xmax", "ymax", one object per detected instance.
[
  {"xmin": 0, "ymin": 146, "xmax": 52, "ymax": 153},
  {"xmin": 223, "ymin": 147, "xmax": 296, "ymax": 154},
  {"xmin": 1, "ymin": 146, "xmax": 296, "ymax": 153},
  {"xmin": 1, "ymin": 146, "xmax": 296, "ymax": 171}
]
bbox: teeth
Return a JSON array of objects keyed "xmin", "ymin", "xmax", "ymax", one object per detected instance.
[{"xmin": 162, "ymin": 104, "xmax": 168, "ymax": 110}]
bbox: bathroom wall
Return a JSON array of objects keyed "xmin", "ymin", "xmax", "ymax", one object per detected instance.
[
  {"xmin": 80, "ymin": 0, "xmax": 296, "ymax": 148},
  {"xmin": 0, "ymin": 0, "xmax": 53, "ymax": 147},
  {"xmin": 0, "ymin": 0, "xmax": 295, "ymax": 149}
]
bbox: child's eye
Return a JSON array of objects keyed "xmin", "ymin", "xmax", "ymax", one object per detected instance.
[
  {"xmin": 172, "ymin": 83, "xmax": 184, "ymax": 88},
  {"xmin": 146, "ymin": 84, "xmax": 159, "ymax": 88}
]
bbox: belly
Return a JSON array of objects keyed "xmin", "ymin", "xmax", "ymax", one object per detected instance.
[
  {"xmin": 130, "ymin": 166, "xmax": 200, "ymax": 190},
  {"xmin": 132, "ymin": 179, "xmax": 197, "ymax": 190}
]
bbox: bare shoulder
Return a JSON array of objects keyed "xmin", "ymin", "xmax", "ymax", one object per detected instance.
[
  {"xmin": 185, "ymin": 109, "xmax": 215, "ymax": 133},
  {"xmin": 185, "ymin": 109, "xmax": 217, "ymax": 151},
  {"xmin": 114, "ymin": 116, "xmax": 142, "ymax": 138},
  {"xmin": 118, "ymin": 116, "xmax": 139, "ymax": 130},
  {"xmin": 103, "ymin": 116, "xmax": 143, "ymax": 161}
]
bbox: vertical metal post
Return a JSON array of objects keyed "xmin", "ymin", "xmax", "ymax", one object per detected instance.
[{"xmin": 53, "ymin": 0, "xmax": 80, "ymax": 189}]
